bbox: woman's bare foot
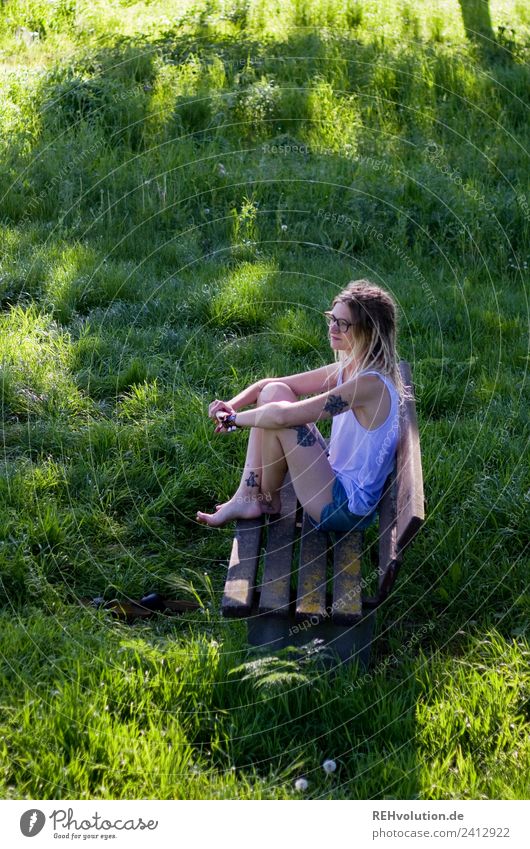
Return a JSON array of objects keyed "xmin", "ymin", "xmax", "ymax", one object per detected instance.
[
  {"xmin": 214, "ymin": 493, "xmax": 281, "ymax": 514},
  {"xmin": 197, "ymin": 495, "xmax": 264, "ymax": 527}
]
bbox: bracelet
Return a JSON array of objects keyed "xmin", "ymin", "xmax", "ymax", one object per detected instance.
[
  {"xmin": 218, "ymin": 412, "xmax": 239, "ymax": 432},
  {"xmin": 224, "ymin": 413, "xmax": 239, "ymax": 431}
]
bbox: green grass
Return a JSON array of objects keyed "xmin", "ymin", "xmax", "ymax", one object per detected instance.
[{"xmin": 0, "ymin": 0, "xmax": 529, "ymax": 799}]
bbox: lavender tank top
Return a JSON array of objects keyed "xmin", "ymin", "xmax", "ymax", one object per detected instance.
[{"xmin": 328, "ymin": 368, "xmax": 400, "ymax": 516}]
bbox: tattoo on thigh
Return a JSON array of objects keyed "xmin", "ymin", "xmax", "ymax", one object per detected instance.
[
  {"xmin": 245, "ymin": 471, "xmax": 259, "ymax": 487},
  {"xmin": 292, "ymin": 425, "xmax": 317, "ymax": 447},
  {"xmin": 324, "ymin": 394, "xmax": 349, "ymax": 416}
]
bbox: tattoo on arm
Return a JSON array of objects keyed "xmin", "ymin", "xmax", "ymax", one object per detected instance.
[
  {"xmin": 324, "ymin": 394, "xmax": 349, "ymax": 416},
  {"xmin": 291, "ymin": 425, "xmax": 317, "ymax": 447},
  {"xmin": 245, "ymin": 471, "xmax": 259, "ymax": 488}
]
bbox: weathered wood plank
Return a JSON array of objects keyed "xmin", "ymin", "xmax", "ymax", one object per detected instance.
[
  {"xmin": 396, "ymin": 361, "xmax": 425, "ymax": 552},
  {"xmin": 331, "ymin": 529, "xmax": 363, "ymax": 624},
  {"xmin": 259, "ymin": 474, "xmax": 298, "ymax": 616},
  {"xmin": 376, "ymin": 468, "xmax": 401, "ymax": 600},
  {"xmin": 295, "ymin": 512, "xmax": 328, "ymax": 621},
  {"xmin": 221, "ymin": 516, "xmax": 263, "ymax": 617}
]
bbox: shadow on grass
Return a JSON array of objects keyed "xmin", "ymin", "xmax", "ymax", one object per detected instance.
[{"xmin": 457, "ymin": 0, "xmax": 516, "ymax": 65}]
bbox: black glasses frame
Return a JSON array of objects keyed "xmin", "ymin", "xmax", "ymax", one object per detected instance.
[{"xmin": 323, "ymin": 310, "xmax": 353, "ymax": 333}]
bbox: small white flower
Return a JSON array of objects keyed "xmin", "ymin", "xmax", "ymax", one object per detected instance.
[
  {"xmin": 281, "ymin": 224, "xmax": 287, "ymax": 231},
  {"xmin": 322, "ymin": 759, "xmax": 337, "ymax": 774},
  {"xmin": 294, "ymin": 777, "xmax": 308, "ymax": 791}
]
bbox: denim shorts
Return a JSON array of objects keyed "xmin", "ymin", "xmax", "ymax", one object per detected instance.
[{"xmin": 308, "ymin": 477, "xmax": 377, "ymax": 533}]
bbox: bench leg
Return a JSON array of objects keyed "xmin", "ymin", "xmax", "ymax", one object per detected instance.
[{"xmin": 246, "ymin": 609, "xmax": 376, "ymax": 668}]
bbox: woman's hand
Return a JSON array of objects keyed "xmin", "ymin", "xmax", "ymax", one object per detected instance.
[
  {"xmin": 208, "ymin": 399, "xmax": 235, "ymax": 421},
  {"xmin": 209, "ymin": 400, "xmax": 237, "ymax": 432}
]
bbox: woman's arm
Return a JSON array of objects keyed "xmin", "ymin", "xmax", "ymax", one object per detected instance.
[
  {"xmin": 226, "ymin": 373, "xmax": 383, "ymax": 429},
  {"xmin": 211, "ymin": 363, "xmax": 339, "ymax": 417},
  {"xmin": 264, "ymin": 363, "xmax": 340, "ymax": 398}
]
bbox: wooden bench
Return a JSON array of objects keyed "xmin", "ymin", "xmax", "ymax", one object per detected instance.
[{"xmin": 220, "ymin": 361, "xmax": 425, "ymax": 665}]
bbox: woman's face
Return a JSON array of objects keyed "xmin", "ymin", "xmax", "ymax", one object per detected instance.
[{"xmin": 327, "ymin": 301, "xmax": 356, "ymax": 354}]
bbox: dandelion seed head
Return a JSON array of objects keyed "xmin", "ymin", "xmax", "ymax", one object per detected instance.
[
  {"xmin": 322, "ymin": 759, "xmax": 337, "ymax": 774},
  {"xmin": 294, "ymin": 777, "xmax": 308, "ymax": 791}
]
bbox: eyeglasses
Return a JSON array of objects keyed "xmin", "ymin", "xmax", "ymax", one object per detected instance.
[{"xmin": 324, "ymin": 311, "xmax": 353, "ymax": 333}]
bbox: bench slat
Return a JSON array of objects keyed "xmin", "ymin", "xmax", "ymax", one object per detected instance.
[
  {"xmin": 332, "ymin": 530, "xmax": 363, "ymax": 624},
  {"xmin": 221, "ymin": 516, "xmax": 263, "ymax": 617},
  {"xmin": 295, "ymin": 512, "xmax": 328, "ymax": 621},
  {"xmin": 396, "ymin": 361, "xmax": 425, "ymax": 552},
  {"xmin": 259, "ymin": 474, "xmax": 298, "ymax": 616},
  {"xmin": 377, "ymin": 468, "xmax": 401, "ymax": 599}
]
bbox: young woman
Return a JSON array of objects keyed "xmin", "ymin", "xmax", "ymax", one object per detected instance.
[{"xmin": 196, "ymin": 279, "xmax": 408, "ymax": 532}]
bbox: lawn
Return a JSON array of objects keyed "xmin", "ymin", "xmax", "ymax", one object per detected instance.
[{"xmin": 0, "ymin": 0, "xmax": 529, "ymax": 799}]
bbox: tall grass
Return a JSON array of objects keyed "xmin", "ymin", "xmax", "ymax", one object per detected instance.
[{"xmin": 0, "ymin": 0, "xmax": 529, "ymax": 799}]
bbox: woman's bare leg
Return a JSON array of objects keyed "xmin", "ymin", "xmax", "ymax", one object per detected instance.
[
  {"xmin": 196, "ymin": 427, "xmax": 265, "ymax": 525},
  {"xmin": 196, "ymin": 382, "xmax": 294, "ymax": 527},
  {"xmin": 261, "ymin": 425, "xmax": 335, "ymax": 523},
  {"xmin": 214, "ymin": 425, "xmax": 274, "ymax": 510}
]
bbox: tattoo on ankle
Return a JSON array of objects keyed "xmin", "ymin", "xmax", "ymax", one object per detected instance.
[
  {"xmin": 292, "ymin": 425, "xmax": 317, "ymax": 446},
  {"xmin": 245, "ymin": 471, "xmax": 259, "ymax": 487},
  {"xmin": 324, "ymin": 394, "xmax": 349, "ymax": 416}
]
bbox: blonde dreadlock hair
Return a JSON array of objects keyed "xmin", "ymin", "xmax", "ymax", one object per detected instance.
[{"xmin": 332, "ymin": 279, "xmax": 411, "ymax": 409}]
